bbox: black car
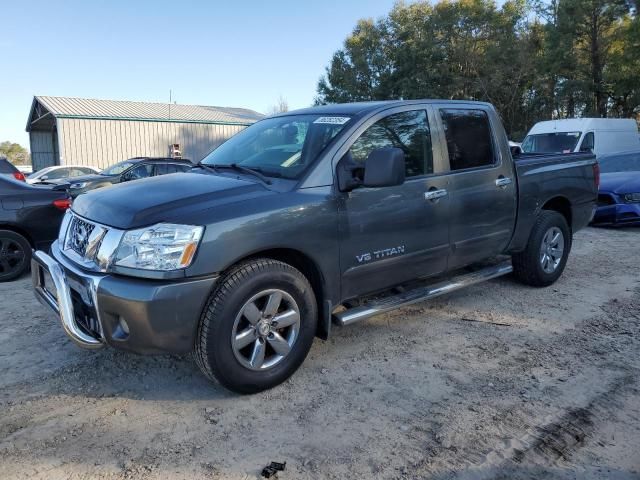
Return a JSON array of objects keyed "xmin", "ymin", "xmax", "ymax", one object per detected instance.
[
  {"xmin": 61, "ymin": 157, "xmax": 193, "ymax": 196},
  {"xmin": 1, "ymin": 176, "xmax": 71, "ymax": 281},
  {"xmin": 0, "ymin": 156, "xmax": 26, "ymax": 182}
]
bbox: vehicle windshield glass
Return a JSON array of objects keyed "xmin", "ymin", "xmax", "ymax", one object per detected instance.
[
  {"xmin": 200, "ymin": 114, "xmax": 352, "ymax": 179},
  {"xmin": 101, "ymin": 160, "xmax": 135, "ymax": 175},
  {"xmin": 521, "ymin": 132, "xmax": 582, "ymax": 154},
  {"xmin": 28, "ymin": 167, "xmax": 51, "ymax": 179},
  {"xmin": 599, "ymin": 153, "xmax": 640, "ymax": 173}
]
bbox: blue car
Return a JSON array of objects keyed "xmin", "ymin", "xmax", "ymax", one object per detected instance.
[{"xmin": 592, "ymin": 150, "xmax": 640, "ymax": 226}]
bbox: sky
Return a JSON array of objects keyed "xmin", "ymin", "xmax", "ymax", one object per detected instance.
[{"xmin": 0, "ymin": 0, "xmax": 400, "ymax": 148}]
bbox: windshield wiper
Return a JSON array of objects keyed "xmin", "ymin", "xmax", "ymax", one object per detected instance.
[{"xmin": 200, "ymin": 163, "xmax": 273, "ymax": 185}]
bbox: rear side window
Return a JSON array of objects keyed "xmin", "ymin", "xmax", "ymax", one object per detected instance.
[
  {"xmin": 440, "ymin": 109, "xmax": 495, "ymax": 170},
  {"xmin": 350, "ymin": 110, "xmax": 433, "ymax": 177},
  {"xmin": 580, "ymin": 132, "xmax": 595, "ymax": 152},
  {"xmin": 155, "ymin": 164, "xmax": 169, "ymax": 175}
]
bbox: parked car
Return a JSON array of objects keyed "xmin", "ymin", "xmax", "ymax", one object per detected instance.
[
  {"xmin": 522, "ymin": 118, "xmax": 639, "ymax": 157},
  {"xmin": 1, "ymin": 177, "xmax": 71, "ymax": 281},
  {"xmin": 16, "ymin": 165, "xmax": 33, "ymax": 175},
  {"xmin": 0, "ymin": 156, "xmax": 26, "ymax": 182},
  {"xmin": 59, "ymin": 157, "xmax": 193, "ymax": 196},
  {"xmin": 32, "ymin": 100, "xmax": 598, "ymax": 393},
  {"xmin": 27, "ymin": 165, "xmax": 100, "ymax": 184},
  {"xmin": 591, "ymin": 150, "xmax": 640, "ymax": 226}
]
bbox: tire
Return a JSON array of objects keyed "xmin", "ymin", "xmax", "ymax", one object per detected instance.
[
  {"xmin": 512, "ymin": 211, "xmax": 571, "ymax": 287},
  {"xmin": 194, "ymin": 258, "xmax": 317, "ymax": 394},
  {"xmin": 0, "ymin": 230, "xmax": 32, "ymax": 282}
]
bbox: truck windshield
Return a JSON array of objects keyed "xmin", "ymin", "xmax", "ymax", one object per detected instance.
[
  {"xmin": 200, "ymin": 114, "xmax": 352, "ymax": 179},
  {"xmin": 521, "ymin": 132, "xmax": 582, "ymax": 154}
]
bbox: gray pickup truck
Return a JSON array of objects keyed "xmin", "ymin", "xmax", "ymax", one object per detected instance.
[{"xmin": 32, "ymin": 100, "xmax": 598, "ymax": 393}]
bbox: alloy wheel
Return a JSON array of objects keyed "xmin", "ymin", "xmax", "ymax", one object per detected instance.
[{"xmin": 231, "ymin": 289, "xmax": 301, "ymax": 371}]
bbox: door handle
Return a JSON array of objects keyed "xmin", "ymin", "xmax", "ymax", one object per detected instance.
[
  {"xmin": 424, "ymin": 189, "xmax": 448, "ymax": 201},
  {"xmin": 495, "ymin": 177, "xmax": 512, "ymax": 188}
]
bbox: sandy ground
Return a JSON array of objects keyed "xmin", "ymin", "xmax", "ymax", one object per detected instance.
[{"xmin": 0, "ymin": 227, "xmax": 639, "ymax": 480}]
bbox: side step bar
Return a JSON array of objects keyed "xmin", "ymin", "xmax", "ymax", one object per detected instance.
[{"xmin": 333, "ymin": 261, "xmax": 513, "ymax": 326}]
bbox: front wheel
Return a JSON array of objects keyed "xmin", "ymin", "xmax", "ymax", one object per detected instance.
[
  {"xmin": 512, "ymin": 211, "xmax": 571, "ymax": 287},
  {"xmin": 0, "ymin": 230, "xmax": 31, "ymax": 282},
  {"xmin": 194, "ymin": 258, "xmax": 317, "ymax": 394}
]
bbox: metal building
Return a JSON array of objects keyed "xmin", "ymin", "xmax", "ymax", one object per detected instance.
[{"xmin": 26, "ymin": 96, "xmax": 263, "ymax": 171}]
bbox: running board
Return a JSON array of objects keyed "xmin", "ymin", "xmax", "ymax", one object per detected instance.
[{"xmin": 333, "ymin": 261, "xmax": 513, "ymax": 326}]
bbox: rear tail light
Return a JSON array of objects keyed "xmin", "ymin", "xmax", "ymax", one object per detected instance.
[
  {"xmin": 13, "ymin": 172, "xmax": 26, "ymax": 182},
  {"xmin": 53, "ymin": 198, "xmax": 72, "ymax": 211},
  {"xmin": 593, "ymin": 162, "xmax": 600, "ymax": 189}
]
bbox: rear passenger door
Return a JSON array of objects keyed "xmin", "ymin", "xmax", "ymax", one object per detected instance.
[{"xmin": 434, "ymin": 106, "xmax": 517, "ymax": 269}]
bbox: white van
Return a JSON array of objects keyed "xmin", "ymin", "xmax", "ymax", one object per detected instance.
[{"xmin": 521, "ymin": 118, "xmax": 639, "ymax": 157}]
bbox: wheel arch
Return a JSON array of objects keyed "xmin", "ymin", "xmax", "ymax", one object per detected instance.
[
  {"xmin": 222, "ymin": 247, "xmax": 332, "ymax": 340},
  {"xmin": 540, "ymin": 196, "xmax": 572, "ymax": 231},
  {"xmin": 0, "ymin": 223, "xmax": 34, "ymax": 247}
]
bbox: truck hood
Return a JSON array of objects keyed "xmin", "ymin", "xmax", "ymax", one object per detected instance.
[
  {"xmin": 72, "ymin": 172, "xmax": 274, "ymax": 229},
  {"xmin": 599, "ymin": 172, "xmax": 640, "ymax": 194}
]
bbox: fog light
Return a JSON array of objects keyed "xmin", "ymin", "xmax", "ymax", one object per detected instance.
[{"xmin": 119, "ymin": 317, "xmax": 130, "ymax": 335}]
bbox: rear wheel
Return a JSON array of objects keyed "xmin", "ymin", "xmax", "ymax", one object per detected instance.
[
  {"xmin": 194, "ymin": 258, "xmax": 317, "ymax": 394},
  {"xmin": 0, "ymin": 230, "xmax": 31, "ymax": 282},
  {"xmin": 512, "ymin": 211, "xmax": 571, "ymax": 287}
]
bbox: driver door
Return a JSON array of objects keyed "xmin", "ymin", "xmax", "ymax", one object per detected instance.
[{"xmin": 338, "ymin": 107, "xmax": 450, "ymax": 300}]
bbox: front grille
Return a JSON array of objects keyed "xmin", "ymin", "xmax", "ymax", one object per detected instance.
[
  {"xmin": 67, "ymin": 216, "xmax": 96, "ymax": 257},
  {"xmin": 597, "ymin": 194, "xmax": 616, "ymax": 206}
]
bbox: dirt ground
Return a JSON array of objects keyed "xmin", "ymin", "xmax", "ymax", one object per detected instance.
[{"xmin": 1, "ymin": 227, "xmax": 639, "ymax": 480}]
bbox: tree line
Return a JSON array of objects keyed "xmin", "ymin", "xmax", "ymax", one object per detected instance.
[
  {"xmin": 315, "ymin": 0, "xmax": 639, "ymax": 140},
  {"xmin": 0, "ymin": 141, "xmax": 30, "ymax": 165}
]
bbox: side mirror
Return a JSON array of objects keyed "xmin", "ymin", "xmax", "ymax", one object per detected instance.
[
  {"xmin": 337, "ymin": 147, "xmax": 406, "ymax": 192},
  {"xmin": 363, "ymin": 147, "xmax": 405, "ymax": 188},
  {"xmin": 40, "ymin": 175, "xmax": 49, "ymax": 181},
  {"xmin": 510, "ymin": 145, "xmax": 522, "ymax": 158}
]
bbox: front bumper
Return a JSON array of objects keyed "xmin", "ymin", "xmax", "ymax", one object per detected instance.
[
  {"xmin": 32, "ymin": 241, "xmax": 218, "ymax": 354},
  {"xmin": 591, "ymin": 202, "xmax": 640, "ymax": 226}
]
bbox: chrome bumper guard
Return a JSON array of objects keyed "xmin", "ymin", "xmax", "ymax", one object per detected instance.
[{"xmin": 31, "ymin": 250, "xmax": 104, "ymax": 349}]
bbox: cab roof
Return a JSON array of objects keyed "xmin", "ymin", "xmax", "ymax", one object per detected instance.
[{"xmin": 271, "ymin": 99, "xmax": 493, "ymax": 119}]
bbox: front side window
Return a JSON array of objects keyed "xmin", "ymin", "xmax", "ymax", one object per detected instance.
[
  {"xmin": 123, "ymin": 164, "xmax": 153, "ymax": 181},
  {"xmin": 349, "ymin": 110, "xmax": 433, "ymax": 177},
  {"xmin": 201, "ymin": 114, "xmax": 351, "ymax": 179},
  {"xmin": 102, "ymin": 160, "xmax": 136, "ymax": 176},
  {"xmin": 521, "ymin": 132, "xmax": 582, "ymax": 154},
  {"xmin": 580, "ymin": 132, "xmax": 595, "ymax": 152},
  {"xmin": 45, "ymin": 168, "xmax": 69, "ymax": 179},
  {"xmin": 440, "ymin": 109, "xmax": 495, "ymax": 170}
]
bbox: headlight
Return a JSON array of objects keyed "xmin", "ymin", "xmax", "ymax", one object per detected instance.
[
  {"xmin": 113, "ymin": 223, "xmax": 204, "ymax": 271},
  {"xmin": 623, "ymin": 193, "xmax": 640, "ymax": 203}
]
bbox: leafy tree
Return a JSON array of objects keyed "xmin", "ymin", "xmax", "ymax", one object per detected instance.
[
  {"xmin": 0, "ymin": 141, "xmax": 30, "ymax": 165},
  {"xmin": 316, "ymin": 0, "xmax": 639, "ymax": 137}
]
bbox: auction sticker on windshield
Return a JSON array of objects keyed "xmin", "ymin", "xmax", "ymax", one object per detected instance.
[{"xmin": 313, "ymin": 116, "xmax": 350, "ymax": 125}]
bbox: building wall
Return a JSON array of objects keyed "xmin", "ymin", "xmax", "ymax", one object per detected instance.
[
  {"xmin": 30, "ymin": 130, "xmax": 58, "ymax": 171},
  {"xmin": 56, "ymin": 118, "xmax": 248, "ymax": 169}
]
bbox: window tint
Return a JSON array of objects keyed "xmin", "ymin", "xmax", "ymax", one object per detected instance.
[
  {"xmin": 350, "ymin": 110, "xmax": 433, "ymax": 177},
  {"xmin": 440, "ymin": 109, "xmax": 495, "ymax": 170},
  {"xmin": 46, "ymin": 168, "xmax": 69, "ymax": 179},
  {"xmin": 155, "ymin": 164, "xmax": 169, "ymax": 175},
  {"xmin": 124, "ymin": 164, "xmax": 153, "ymax": 180},
  {"xmin": 580, "ymin": 132, "xmax": 595, "ymax": 152}
]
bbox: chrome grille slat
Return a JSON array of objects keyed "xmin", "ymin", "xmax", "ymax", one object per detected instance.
[
  {"xmin": 68, "ymin": 216, "xmax": 96, "ymax": 257},
  {"xmin": 61, "ymin": 212, "xmax": 122, "ymax": 271}
]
